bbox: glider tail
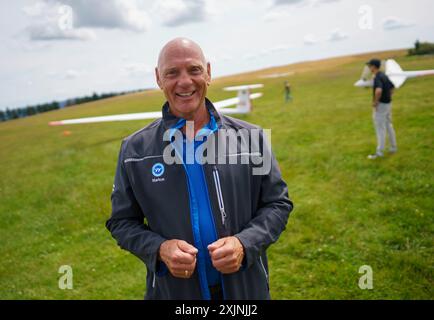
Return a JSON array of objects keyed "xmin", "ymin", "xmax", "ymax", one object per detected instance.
[{"xmin": 236, "ymin": 88, "xmax": 252, "ymax": 113}]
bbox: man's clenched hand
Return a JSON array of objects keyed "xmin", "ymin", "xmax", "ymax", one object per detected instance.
[
  {"xmin": 208, "ymin": 236, "xmax": 245, "ymax": 274},
  {"xmin": 159, "ymin": 240, "xmax": 198, "ymax": 279}
]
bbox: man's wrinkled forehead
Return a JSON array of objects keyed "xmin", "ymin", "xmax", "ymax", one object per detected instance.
[{"xmin": 157, "ymin": 39, "xmax": 207, "ymax": 71}]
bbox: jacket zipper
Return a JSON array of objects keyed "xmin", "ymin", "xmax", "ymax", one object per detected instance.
[
  {"xmin": 152, "ymin": 272, "xmax": 156, "ymax": 288},
  {"xmin": 259, "ymin": 256, "xmax": 269, "ymax": 284},
  {"xmin": 212, "ymin": 166, "xmax": 227, "ymax": 226}
]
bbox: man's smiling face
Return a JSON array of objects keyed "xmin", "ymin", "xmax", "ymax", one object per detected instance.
[{"xmin": 156, "ymin": 38, "xmax": 211, "ymax": 119}]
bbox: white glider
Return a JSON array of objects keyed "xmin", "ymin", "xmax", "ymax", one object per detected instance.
[
  {"xmin": 49, "ymin": 84, "xmax": 263, "ymax": 126},
  {"xmin": 354, "ymin": 59, "xmax": 434, "ymax": 89}
]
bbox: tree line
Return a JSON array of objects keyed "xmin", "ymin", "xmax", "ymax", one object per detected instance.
[
  {"xmin": 408, "ymin": 40, "xmax": 434, "ymax": 56},
  {"xmin": 0, "ymin": 89, "xmax": 147, "ymax": 122}
]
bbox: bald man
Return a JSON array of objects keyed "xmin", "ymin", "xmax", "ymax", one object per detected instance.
[{"xmin": 106, "ymin": 38, "xmax": 293, "ymax": 300}]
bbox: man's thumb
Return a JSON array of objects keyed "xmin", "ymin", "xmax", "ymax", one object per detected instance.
[
  {"xmin": 177, "ymin": 240, "xmax": 198, "ymax": 255},
  {"xmin": 208, "ymin": 238, "xmax": 226, "ymax": 252}
]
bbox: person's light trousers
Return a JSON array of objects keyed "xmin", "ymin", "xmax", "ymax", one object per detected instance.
[{"xmin": 373, "ymin": 102, "xmax": 397, "ymax": 155}]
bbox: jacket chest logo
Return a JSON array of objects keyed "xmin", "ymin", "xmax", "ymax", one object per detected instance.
[{"xmin": 151, "ymin": 163, "xmax": 165, "ymax": 182}]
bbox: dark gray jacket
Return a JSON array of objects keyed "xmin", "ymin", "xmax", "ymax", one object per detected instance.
[{"xmin": 106, "ymin": 99, "xmax": 293, "ymax": 300}]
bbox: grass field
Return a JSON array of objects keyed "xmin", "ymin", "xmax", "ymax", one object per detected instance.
[{"xmin": 0, "ymin": 49, "xmax": 433, "ymax": 299}]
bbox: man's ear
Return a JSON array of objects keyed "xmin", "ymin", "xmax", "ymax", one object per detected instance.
[
  {"xmin": 155, "ymin": 67, "xmax": 162, "ymax": 89},
  {"xmin": 206, "ymin": 62, "xmax": 212, "ymax": 86}
]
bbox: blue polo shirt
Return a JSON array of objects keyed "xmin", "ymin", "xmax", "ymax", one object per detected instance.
[
  {"xmin": 182, "ymin": 118, "xmax": 220, "ymax": 287},
  {"xmin": 164, "ymin": 113, "xmax": 221, "ymax": 293}
]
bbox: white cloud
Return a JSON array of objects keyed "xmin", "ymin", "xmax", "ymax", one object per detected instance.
[
  {"xmin": 220, "ymin": 54, "xmax": 233, "ymax": 62},
  {"xmin": 265, "ymin": 0, "xmax": 340, "ymax": 21},
  {"xmin": 382, "ymin": 16, "xmax": 414, "ymax": 30},
  {"xmin": 209, "ymin": 53, "xmax": 233, "ymax": 64},
  {"xmin": 242, "ymin": 52, "xmax": 258, "ymax": 61},
  {"xmin": 46, "ymin": 69, "xmax": 85, "ymax": 80},
  {"xmin": 263, "ymin": 10, "xmax": 292, "ymax": 22},
  {"xmin": 22, "ymin": 2, "xmax": 48, "ymax": 16},
  {"xmin": 152, "ymin": 0, "xmax": 211, "ymax": 27},
  {"xmin": 273, "ymin": 0, "xmax": 304, "ymax": 5},
  {"xmin": 312, "ymin": 0, "xmax": 340, "ymax": 5},
  {"xmin": 123, "ymin": 63, "xmax": 153, "ymax": 78},
  {"xmin": 272, "ymin": 0, "xmax": 339, "ymax": 7},
  {"xmin": 241, "ymin": 44, "xmax": 293, "ymax": 61},
  {"xmin": 25, "ymin": 23, "xmax": 95, "ymax": 41},
  {"xmin": 303, "ymin": 34, "xmax": 318, "ymax": 45},
  {"xmin": 261, "ymin": 44, "xmax": 294, "ymax": 55},
  {"xmin": 22, "ymin": 0, "xmax": 150, "ymax": 41},
  {"xmin": 65, "ymin": 69, "xmax": 81, "ymax": 79},
  {"xmin": 328, "ymin": 28, "xmax": 348, "ymax": 42},
  {"xmin": 63, "ymin": 0, "xmax": 150, "ymax": 32}
]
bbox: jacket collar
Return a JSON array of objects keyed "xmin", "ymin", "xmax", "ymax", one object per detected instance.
[{"xmin": 161, "ymin": 97, "xmax": 223, "ymax": 130}]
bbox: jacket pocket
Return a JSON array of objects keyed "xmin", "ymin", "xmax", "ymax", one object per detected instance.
[{"xmin": 212, "ymin": 166, "xmax": 227, "ymax": 227}]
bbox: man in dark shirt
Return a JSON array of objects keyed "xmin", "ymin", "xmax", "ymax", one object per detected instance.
[{"xmin": 366, "ymin": 59, "xmax": 398, "ymax": 159}]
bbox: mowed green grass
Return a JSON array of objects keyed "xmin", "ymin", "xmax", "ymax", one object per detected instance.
[{"xmin": 0, "ymin": 50, "xmax": 433, "ymax": 299}]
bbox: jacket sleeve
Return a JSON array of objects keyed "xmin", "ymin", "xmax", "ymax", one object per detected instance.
[
  {"xmin": 106, "ymin": 140, "xmax": 167, "ymax": 273},
  {"xmin": 234, "ymin": 132, "xmax": 293, "ymax": 268}
]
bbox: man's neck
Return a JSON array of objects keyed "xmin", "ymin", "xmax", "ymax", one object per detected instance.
[{"xmin": 181, "ymin": 103, "xmax": 210, "ymax": 140}]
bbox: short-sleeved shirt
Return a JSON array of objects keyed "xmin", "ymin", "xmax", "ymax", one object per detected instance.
[{"xmin": 373, "ymin": 71, "xmax": 395, "ymax": 103}]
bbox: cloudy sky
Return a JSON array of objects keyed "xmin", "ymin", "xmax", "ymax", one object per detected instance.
[{"xmin": 1, "ymin": 0, "xmax": 433, "ymax": 110}]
